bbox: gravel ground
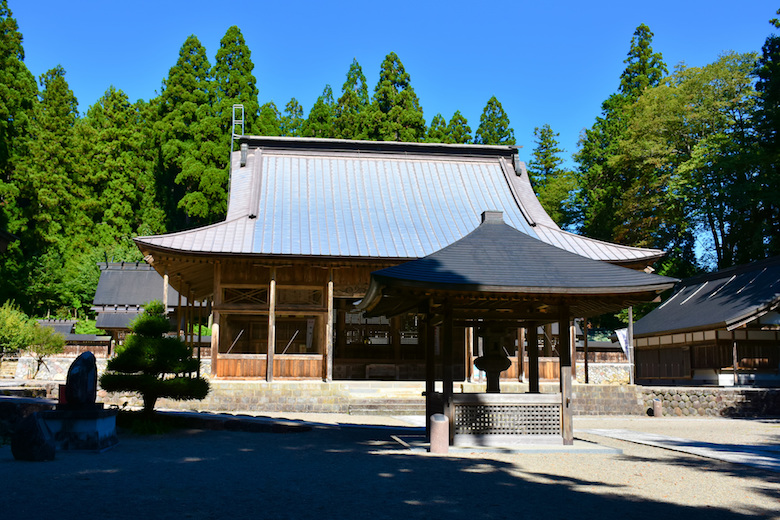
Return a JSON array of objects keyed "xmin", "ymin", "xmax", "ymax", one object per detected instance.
[{"xmin": 2, "ymin": 415, "xmax": 779, "ymax": 519}]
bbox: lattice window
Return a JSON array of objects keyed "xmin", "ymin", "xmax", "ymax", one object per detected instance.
[
  {"xmin": 277, "ymin": 288, "xmax": 323, "ymax": 306},
  {"xmin": 454, "ymin": 404, "xmax": 561, "ymax": 436},
  {"xmin": 223, "ymin": 288, "xmax": 268, "ymax": 305}
]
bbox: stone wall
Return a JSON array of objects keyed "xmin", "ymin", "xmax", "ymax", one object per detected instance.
[
  {"xmin": 639, "ymin": 387, "xmax": 780, "ymax": 417},
  {"xmin": 575, "ymin": 363, "xmax": 631, "ymax": 385}
]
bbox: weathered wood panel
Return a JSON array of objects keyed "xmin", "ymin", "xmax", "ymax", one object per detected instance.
[
  {"xmin": 216, "ymin": 355, "xmax": 267, "ymax": 378},
  {"xmin": 274, "ymin": 355, "xmax": 323, "ymax": 378},
  {"xmin": 522, "ymin": 357, "xmax": 560, "ymax": 381}
]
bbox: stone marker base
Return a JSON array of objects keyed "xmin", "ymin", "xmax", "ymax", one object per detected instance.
[{"xmin": 40, "ymin": 406, "xmax": 118, "ymax": 452}]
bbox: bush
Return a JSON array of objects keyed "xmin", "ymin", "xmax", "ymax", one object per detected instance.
[{"xmin": 99, "ymin": 300, "xmax": 209, "ymax": 413}]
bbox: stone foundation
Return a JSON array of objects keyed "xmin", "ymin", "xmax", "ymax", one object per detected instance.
[{"xmin": 639, "ymin": 387, "xmax": 780, "ymax": 417}]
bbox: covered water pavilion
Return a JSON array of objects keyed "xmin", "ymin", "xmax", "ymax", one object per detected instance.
[{"xmin": 359, "ymin": 211, "xmax": 677, "ymax": 446}]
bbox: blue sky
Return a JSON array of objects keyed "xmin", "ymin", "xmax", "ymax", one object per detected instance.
[{"xmin": 10, "ymin": 0, "xmax": 778, "ymax": 168}]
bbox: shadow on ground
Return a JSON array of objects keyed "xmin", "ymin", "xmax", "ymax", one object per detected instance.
[{"xmin": 1, "ymin": 419, "xmax": 774, "ymax": 520}]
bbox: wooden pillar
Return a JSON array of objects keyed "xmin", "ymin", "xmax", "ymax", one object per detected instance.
[
  {"xmin": 732, "ymin": 331, "xmax": 739, "ymax": 386},
  {"xmin": 163, "ymin": 269, "xmax": 169, "ymax": 314},
  {"xmin": 177, "ymin": 277, "xmax": 183, "ymax": 339},
  {"xmin": 628, "ymin": 306, "xmax": 635, "ymax": 385},
  {"xmin": 583, "ymin": 318, "xmax": 590, "ymax": 384},
  {"xmin": 424, "ymin": 304, "xmax": 436, "ymax": 441},
  {"xmin": 570, "ymin": 320, "xmax": 576, "ymax": 382},
  {"xmin": 325, "ymin": 270, "xmax": 334, "ymax": 382},
  {"xmin": 518, "ymin": 327, "xmax": 525, "ymax": 382},
  {"xmin": 442, "ymin": 301, "xmax": 454, "ymax": 445},
  {"xmin": 197, "ymin": 299, "xmax": 203, "ymax": 378},
  {"xmin": 543, "ymin": 323, "xmax": 553, "ymax": 356},
  {"xmin": 527, "ymin": 322, "xmax": 539, "ymax": 393},
  {"xmin": 559, "ymin": 306, "xmax": 573, "ymax": 445},
  {"xmin": 211, "ymin": 261, "xmax": 221, "ymax": 377},
  {"xmin": 267, "ymin": 267, "xmax": 276, "ymax": 382},
  {"xmin": 187, "ymin": 285, "xmax": 193, "ymax": 351}
]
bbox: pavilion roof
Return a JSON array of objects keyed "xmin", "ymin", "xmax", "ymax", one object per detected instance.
[
  {"xmin": 360, "ymin": 211, "xmax": 677, "ymax": 318},
  {"xmin": 135, "ymin": 137, "xmax": 664, "ymax": 267}
]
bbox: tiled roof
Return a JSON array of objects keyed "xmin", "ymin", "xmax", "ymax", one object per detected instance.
[
  {"xmin": 634, "ymin": 256, "xmax": 780, "ymax": 336},
  {"xmin": 136, "ymin": 137, "xmax": 664, "ymax": 264}
]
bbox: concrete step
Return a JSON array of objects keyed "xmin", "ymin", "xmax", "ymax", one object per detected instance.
[{"xmin": 348, "ymin": 399, "xmax": 425, "ymax": 416}]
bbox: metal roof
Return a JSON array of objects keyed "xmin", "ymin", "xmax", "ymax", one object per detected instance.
[
  {"xmin": 135, "ymin": 137, "xmax": 664, "ymax": 265},
  {"xmin": 92, "ymin": 262, "xmax": 202, "ymax": 307},
  {"xmin": 634, "ymin": 256, "xmax": 780, "ymax": 336}
]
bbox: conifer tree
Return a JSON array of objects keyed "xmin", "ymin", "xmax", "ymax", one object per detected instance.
[
  {"xmin": 155, "ymin": 35, "xmax": 224, "ymax": 226},
  {"xmin": 281, "ymin": 98, "xmax": 304, "ymax": 137},
  {"xmin": 212, "ymin": 26, "xmax": 259, "ymax": 139},
  {"xmin": 0, "ymin": 0, "xmax": 36, "ymax": 233},
  {"xmin": 475, "ymin": 96, "xmax": 515, "ymax": 145},
  {"xmin": 302, "ymin": 85, "xmax": 336, "ymax": 138},
  {"xmin": 335, "ymin": 59, "xmax": 369, "ymax": 139},
  {"xmin": 426, "ymin": 113, "xmax": 448, "ymax": 143},
  {"xmin": 447, "ymin": 110, "xmax": 472, "ymax": 144},
  {"xmin": 527, "ymin": 124, "xmax": 578, "ymax": 228},
  {"xmin": 755, "ymin": 13, "xmax": 780, "ymax": 257},
  {"xmin": 100, "ymin": 301, "xmax": 209, "ymax": 414},
  {"xmin": 575, "ymin": 24, "xmax": 667, "ymax": 243},
  {"xmin": 257, "ymin": 101, "xmax": 282, "ymax": 136},
  {"xmin": 368, "ymin": 52, "xmax": 426, "ymax": 142}
]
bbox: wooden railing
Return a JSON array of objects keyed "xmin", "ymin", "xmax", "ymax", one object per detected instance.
[{"xmin": 216, "ymin": 354, "xmax": 323, "ymax": 379}]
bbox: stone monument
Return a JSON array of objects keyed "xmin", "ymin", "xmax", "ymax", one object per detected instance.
[{"xmin": 40, "ymin": 351, "xmax": 118, "ymax": 451}]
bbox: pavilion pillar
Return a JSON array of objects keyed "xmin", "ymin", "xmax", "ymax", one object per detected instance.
[
  {"xmin": 628, "ymin": 306, "xmax": 635, "ymax": 385},
  {"xmin": 442, "ymin": 301, "xmax": 454, "ymax": 444},
  {"xmin": 163, "ymin": 268, "xmax": 169, "ymax": 315},
  {"xmin": 424, "ymin": 304, "xmax": 436, "ymax": 441},
  {"xmin": 325, "ymin": 269, "xmax": 334, "ymax": 382},
  {"xmin": 197, "ymin": 298, "xmax": 203, "ymax": 378},
  {"xmin": 583, "ymin": 318, "xmax": 590, "ymax": 384},
  {"xmin": 267, "ymin": 267, "xmax": 276, "ymax": 382},
  {"xmin": 559, "ymin": 306, "xmax": 573, "ymax": 445},
  {"xmin": 211, "ymin": 261, "xmax": 221, "ymax": 377},
  {"xmin": 527, "ymin": 322, "xmax": 539, "ymax": 393},
  {"xmin": 518, "ymin": 327, "xmax": 525, "ymax": 382},
  {"xmin": 177, "ymin": 277, "xmax": 183, "ymax": 339}
]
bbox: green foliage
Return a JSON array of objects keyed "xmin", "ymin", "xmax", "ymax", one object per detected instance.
[
  {"xmin": 368, "ymin": 52, "xmax": 426, "ymax": 142},
  {"xmin": 334, "ymin": 59, "xmax": 370, "ymax": 140},
  {"xmin": 475, "ymin": 96, "xmax": 515, "ymax": 145},
  {"xmin": 281, "ymin": 98, "xmax": 304, "ymax": 137},
  {"xmin": 576, "ymin": 24, "xmax": 668, "ymax": 247},
  {"xmin": 257, "ymin": 101, "xmax": 281, "ymax": 136},
  {"xmin": 73, "ymin": 319, "xmax": 106, "ymax": 335},
  {"xmin": 212, "ymin": 26, "xmax": 259, "ymax": 138},
  {"xmin": 0, "ymin": 300, "xmax": 32, "ymax": 359},
  {"xmin": 527, "ymin": 124, "xmax": 579, "ymax": 228},
  {"xmin": 447, "ymin": 111, "xmax": 472, "ymax": 144},
  {"xmin": 100, "ymin": 300, "xmax": 209, "ymax": 414},
  {"xmin": 302, "ymin": 85, "xmax": 336, "ymax": 138},
  {"xmin": 27, "ymin": 323, "xmax": 64, "ymax": 378},
  {"xmin": 754, "ymin": 22, "xmax": 780, "ymax": 258},
  {"xmin": 426, "ymin": 113, "xmax": 448, "ymax": 143}
]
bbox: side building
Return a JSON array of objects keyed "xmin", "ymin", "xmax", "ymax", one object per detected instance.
[{"xmin": 634, "ymin": 256, "xmax": 780, "ymax": 386}]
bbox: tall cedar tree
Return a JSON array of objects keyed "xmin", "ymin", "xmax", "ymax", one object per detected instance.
[
  {"xmin": 755, "ymin": 13, "xmax": 780, "ymax": 258},
  {"xmin": 100, "ymin": 300, "xmax": 209, "ymax": 414},
  {"xmin": 527, "ymin": 124, "xmax": 578, "ymax": 228},
  {"xmin": 257, "ymin": 101, "xmax": 282, "ymax": 136},
  {"xmin": 302, "ymin": 85, "xmax": 337, "ymax": 138},
  {"xmin": 448, "ymin": 110, "xmax": 472, "ymax": 144},
  {"xmin": 0, "ymin": 0, "xmax": 36, "ymax": 232},
  {"xmin": 369, "ymin": 52, "xmax": 426, "ymax": 142},
  {"xmin": 475, "ymin": 96, "xmax": 515, "ymax": 145},
  {"xmin": 156, "ymin": 35, "xmax": 224, "ymax": 227},
  {"xmin": 426, "ymin": 113, "xmax": 448, "ymax": 143},
  {"xmin": 335, "ymin": 58, "xmax": 369, "ymax": 139},
  {"xmin": 575, "ymin": 24, "xmax": 667, "ymax": 245},
  {"xmin": 281, "ymin": 98, "xmax": 304, "ymax": 137},
  {"xmin": 212, "ymin": 26, "xmax": 259, "ymax": 140}
]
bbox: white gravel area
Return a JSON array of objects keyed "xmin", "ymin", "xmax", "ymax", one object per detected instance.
[{"xmin": 2, "ymin": 414, "xmax": 779, "ymax": 519}]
